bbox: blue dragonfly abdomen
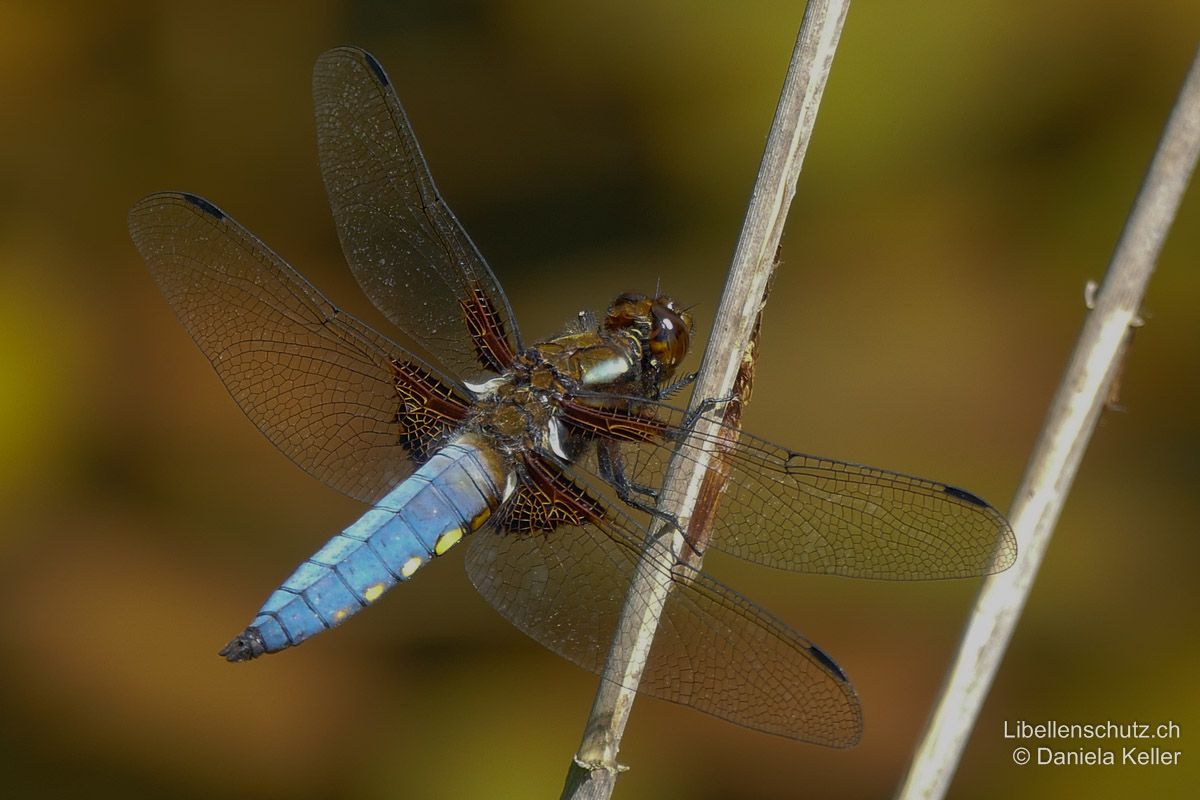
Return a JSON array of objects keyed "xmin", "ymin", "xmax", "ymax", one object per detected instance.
[{"xmin": 220, "ymin": 435, "xmax": 512, "ymax": 661}]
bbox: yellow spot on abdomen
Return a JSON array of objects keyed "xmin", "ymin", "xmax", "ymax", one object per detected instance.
[
  {"xmin": 364, "ymin": 583, "xmax": 386, "ymax": 603},
  {"xmin": 401, "ymin": 556, "xmax": 422, "ymax": 578},
  {"xmin": 434, "ymin": 528, "xmax": 463, "ymax": 556},
  {"xmin": 333, "ymin": 608, "xmax": 349, "ymax": 622},
  {"xmin": 470, "ymin": 506, "xmax": 492, "ymax": 530}
]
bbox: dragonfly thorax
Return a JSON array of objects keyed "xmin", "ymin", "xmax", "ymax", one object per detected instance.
[
  {"xmin": 460, "ymin": 298, "xmax": 691, "ymax": 465},
  {"xmin": 514, "ymin": 292, "xmax": 694, "ymax": 400}
]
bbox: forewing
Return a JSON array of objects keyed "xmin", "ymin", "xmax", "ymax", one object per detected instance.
[
  {"xmin": 464, "ymin": 470, "xmax": 862, "ymax": 745},
  {"xmin": 313, "ymin": 46, "xmax": 520, "ymax": 378},
  {"xmin": 129, "ymin": 191, "xmax": 464, "ymax": 504},
  {"xmin": 569, "ymin": 398, "xmax": 1016, "ymax": 580}
]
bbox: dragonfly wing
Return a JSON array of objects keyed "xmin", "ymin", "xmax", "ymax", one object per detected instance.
[
  {"xmin": 313, "ymin": 46, "xmax": 520, "ymax": 379},
  {"xmin": 129, "ymin": 191, "xmax": 466, "ymax": 504},
  {"xmin": 567, "ymin": 397, "xmax": 1016, "ymax": 580},
  {"xmin": 464, "ymin": 467, "xmax": 862, "ymax": 745}
]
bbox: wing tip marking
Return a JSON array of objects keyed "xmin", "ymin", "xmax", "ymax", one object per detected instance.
[
  {"xmin": 808, "ymin": 643, "xmax": 849, "ymax": 683},
  {"xmin": 182, "ymin": 192, "xmax": 225, "ymax": 220},
  {"xmin": 363, "ymin": 51, "xmax": 389, "ymax": 86},
  {"xmin": 943, "ymin": 484, "xmax": 988, "ymax": 508}
]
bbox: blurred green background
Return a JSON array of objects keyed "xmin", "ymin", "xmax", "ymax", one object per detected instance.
[{"xmin": 1, "ymin": 1, "xmax": 1197, "ymax": 798}]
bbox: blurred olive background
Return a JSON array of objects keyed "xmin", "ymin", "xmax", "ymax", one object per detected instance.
[{"xmin": 1, "ymin": 1, "xmax": 1197, "ymax": 798}]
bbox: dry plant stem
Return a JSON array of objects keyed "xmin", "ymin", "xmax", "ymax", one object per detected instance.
[
  {"xmin": 896, "ymin": 45, "xmax": 1200, "ymax": 800},
  {"xmin": 560, "ymin": 2, "xmax": 851, "ymax": 799}
]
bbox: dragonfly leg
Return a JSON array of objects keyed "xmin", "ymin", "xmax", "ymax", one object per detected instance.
[
  {"xmin": 677, "ymin": 393, "xmax": 740, "ymax": 433},
  {"xmin": 597, "ymin": 440, "xmax": 657, "ymax": 509},
  {"xmin": 596, "ymin": 440, "xmax": 691, "ymax": 546},
  {"xmin": 657, "ymin": 370, "xmax": 698, "ymax": 400}
]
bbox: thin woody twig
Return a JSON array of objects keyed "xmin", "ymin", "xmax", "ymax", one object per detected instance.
[
  {"xmin": 560, "ymin": 3, "xmax": 851, "ymax": 798},
  {"xmin": 896, "ymin": 44, "xmax": 1200, "ymax": 800}
]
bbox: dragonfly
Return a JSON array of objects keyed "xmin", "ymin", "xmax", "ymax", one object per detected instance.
[{"xmin": 128, "ymin": 46, "xmax": 1016, "ymax": 747}]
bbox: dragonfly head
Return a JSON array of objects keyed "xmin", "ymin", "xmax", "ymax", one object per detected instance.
[{"xmin": 604, "ymin": 292, "xmax": 693, "ymax": 381}]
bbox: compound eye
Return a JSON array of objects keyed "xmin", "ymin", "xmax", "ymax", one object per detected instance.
[{"xmin": 648, "ymin": 303, "xmax": 690, "ymax": 368}]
